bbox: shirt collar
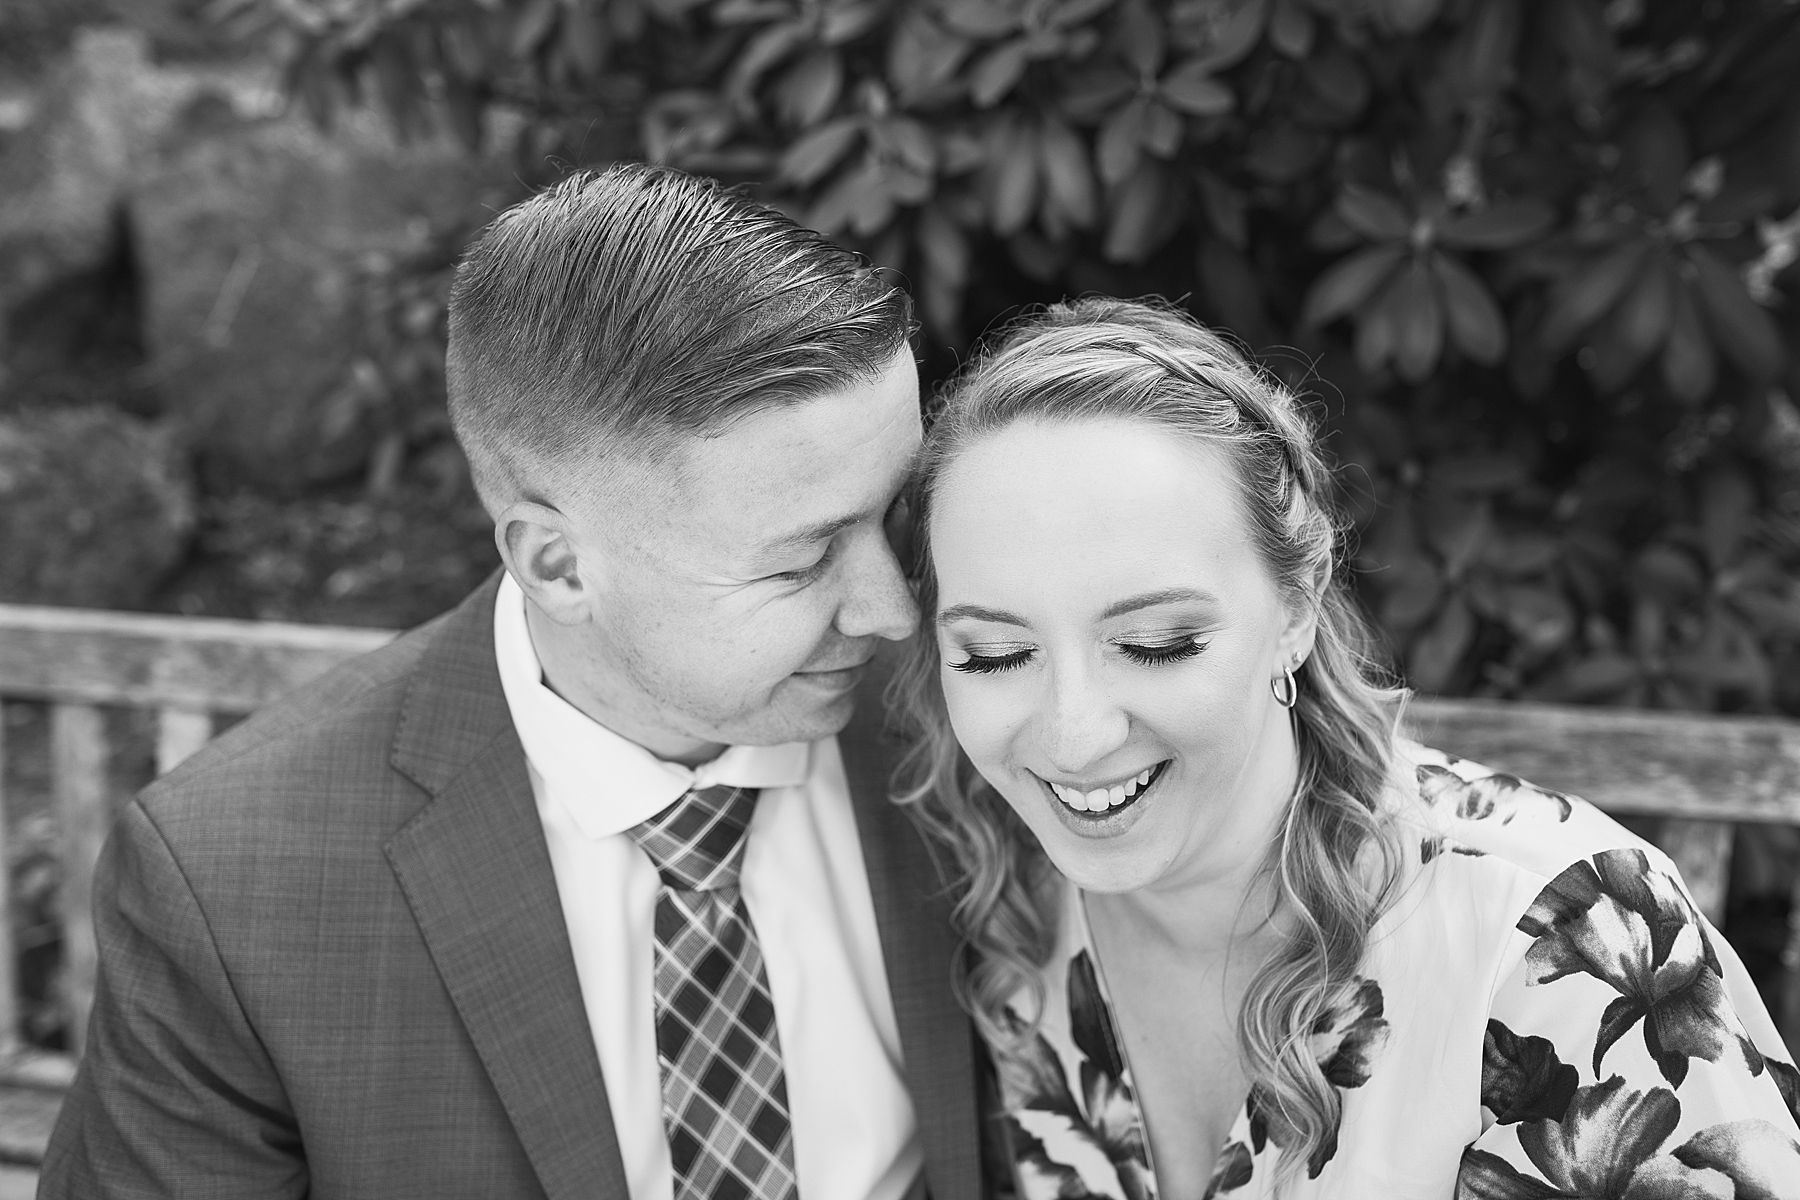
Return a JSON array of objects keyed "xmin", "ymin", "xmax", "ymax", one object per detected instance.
[{"xmin": 493, "ymin": 572, "xmax": 813, "ymax": 841}]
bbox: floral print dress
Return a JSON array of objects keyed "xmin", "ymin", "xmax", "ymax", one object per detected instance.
[{"xmin": 993, "ymin": 743, "xmax": 1800, "ymax": 1199}]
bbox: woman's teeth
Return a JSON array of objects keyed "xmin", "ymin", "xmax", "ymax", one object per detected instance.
[{"xmin": 1048, "ymin": 767, "xmax": 1156, "ymax": 813}]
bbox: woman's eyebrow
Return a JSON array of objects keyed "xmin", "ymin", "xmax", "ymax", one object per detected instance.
[
  {"xmin": 937, "ymin": 603, "xmax": 1027, "ymax": 627},
  {"xmin": 1099, "ymin": 587, "xmax": 1220, "ymax": 619},
  {"xmin": 938, "ymin": 588, "xmax": 1219, "ymax": 628}
]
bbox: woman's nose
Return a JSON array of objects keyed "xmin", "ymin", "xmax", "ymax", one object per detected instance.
[{"xmin": 1037, "ymin": 664, "xmax": 1130, "ymax": 776}]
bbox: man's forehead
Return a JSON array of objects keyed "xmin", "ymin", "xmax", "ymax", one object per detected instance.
[{"xmin": 571, "ymin": 351, "xmax": 919, "ymax": 543}]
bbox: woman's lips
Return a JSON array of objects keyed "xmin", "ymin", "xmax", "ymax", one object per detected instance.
[{"xmin": 1038, "ymin": 759, "xmax": 1171, "ymax": 817}]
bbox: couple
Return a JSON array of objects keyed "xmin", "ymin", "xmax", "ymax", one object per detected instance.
[{"xmin": 42, "ymin": 165, "xmax": 1800, "ymax": 1199}]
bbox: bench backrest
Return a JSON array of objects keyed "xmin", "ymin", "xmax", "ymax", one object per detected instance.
[{"xmin": 1, "ymin": 602, "xmax": 1795, "ymax": 1079}]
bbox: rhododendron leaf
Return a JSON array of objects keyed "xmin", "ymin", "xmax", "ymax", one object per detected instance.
[
  {"xmin": 1661, "ymin": 281, "xmax": 1717, "ymax": 402},
  {"xmin": 1302, "ymin": 242, "xmax": 1406, "ymax": 328},
  {"xmin": 1541, "ymin": 241, "xmax": 1649, "ymax": 350},
  {"xmin": 1336, "ymin": 184, "xmax": 1412, "ymax": 241},
  {"xmin": 1687, "ymin": 243, "xmax": 1785, "ymax": 381},
  {"xmin": 1439, "ymin": 199, "xmax": 1555, "ymax": 250},
  {"xmin": 1434, "ymin": 251, "xmax": 1507, "ymax": 364},
  {"xmin": 1392, "ymin": 257, "xmax": 1445, "ymax": 382}
]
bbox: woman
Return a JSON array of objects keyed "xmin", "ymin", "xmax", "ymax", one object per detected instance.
[{"xmin": 893, "ymin": 298, "xmax": 1800, "ymax": 1198}]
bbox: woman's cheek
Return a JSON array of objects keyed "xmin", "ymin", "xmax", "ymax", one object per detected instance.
[
  {"xmin": 942, "ymin": 669, "xmax": 1025, "ymax": 780},
  {"xmin": 939, "ymin": 670, "xmax": 992, "ymax": 762}
]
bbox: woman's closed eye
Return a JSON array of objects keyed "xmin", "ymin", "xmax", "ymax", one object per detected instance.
[
  {"xmin": 950, "ymin": 646, "xmax": 1034, "ymax": 674},
  {"xmin": 1115, "ymin": 635, "xmax": 1208, "ymax": 666},
  {"xmin": 949, "ymin": 635, "xmax": 1209, "ymax": 674}
]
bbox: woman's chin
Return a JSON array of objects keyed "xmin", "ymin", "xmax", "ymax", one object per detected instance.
[
  {"xmin": 1047, "ymin": 851, "xmax": 1170, "ymax": 895},
  {"xmin": 1020, "ymin": 785, "xmax": 1179, "ymax": 893}
]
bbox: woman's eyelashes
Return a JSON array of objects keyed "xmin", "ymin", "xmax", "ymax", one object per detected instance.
[
  {"xmin": 950, "ymin": 647, "xmax": 1033, "ymax": 674},
  {"xmin": 948, "ymin": 635, "xmax": 1209, "ymax": 674},
  {"xmin": 1116, "ymin": 635, "xmax": 1207, "ymax": 665}
]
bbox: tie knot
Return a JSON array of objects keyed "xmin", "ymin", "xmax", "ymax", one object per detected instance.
[{"xmin": 626, "ymin": 784, "xmax": 760, "ymax": 893}]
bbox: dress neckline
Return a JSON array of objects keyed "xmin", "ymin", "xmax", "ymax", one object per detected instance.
[{"xmin": 1071, "ymin": 885, "xmax": 1258, "ymax": 1199}]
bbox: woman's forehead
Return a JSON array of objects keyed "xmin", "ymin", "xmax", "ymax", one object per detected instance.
[
  {"xmin": 933, "ymin": 418, "xmax": 1245, "ymax": 528},
  {"xmin": 929, "ymin": 419, "xmax": 1264, "ymax": 600}
]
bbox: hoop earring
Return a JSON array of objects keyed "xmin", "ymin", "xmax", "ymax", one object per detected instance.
[{"xmin": 1271, "ymin": 664, "xmax": 1298, "ymax": 709}]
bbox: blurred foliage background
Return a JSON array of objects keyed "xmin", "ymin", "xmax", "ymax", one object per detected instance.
[
  {"xmin": 223, "ymin": 0, "xmax": 1800, "ymax": 718},
  {"xmin": 217, "ymin": 0, "xmax": 1800, "ymax": 1012},
  {"xmin": 3, "ymin": 0, "xmax": 1800, "ymax": 1040}
]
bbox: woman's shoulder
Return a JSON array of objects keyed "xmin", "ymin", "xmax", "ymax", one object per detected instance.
[
  {"xmin": 1391, "ymin": 738, "xmax": 1670, "ymax": 887},
  {"xmin": 1387, "ymin": 742, "xmax": 1800, "ymax": 1193},
  {"xmin": 1368, "ymin": 739, "xmax": 1696, "ymax": 1001}
]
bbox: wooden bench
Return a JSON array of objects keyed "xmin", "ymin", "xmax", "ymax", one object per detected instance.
[
  {"xmin": 0, "ymin": 601, "xmax": 393, "ymax": 1170},
  {"xmin": 0, "ymin": 602, "xmax": 1796, "ymax": 1168}
]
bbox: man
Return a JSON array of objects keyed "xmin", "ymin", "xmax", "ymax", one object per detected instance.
[{"xmin": 42, "ymin": 165, "xmax": 983, "ymax": 1199}]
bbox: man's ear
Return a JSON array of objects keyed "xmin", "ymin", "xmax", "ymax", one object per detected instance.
[{"xmin": 495, "ymin": 501, "xmax": 591, "ymax": 625}]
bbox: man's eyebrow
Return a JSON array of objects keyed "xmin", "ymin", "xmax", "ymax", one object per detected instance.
[
  {"xmin": 1100, "ymin": 587, "xmax": 1220, "ymax": 619},
  {"xmin": 937, "ymin": 603, "xmax": 1028, "ymax": 627},
  {"xmin": 755, "ymin": 513, "xmax": 862, "ymax": 560}
]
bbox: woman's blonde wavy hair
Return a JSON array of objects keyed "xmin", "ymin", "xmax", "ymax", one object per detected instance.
[{"xmin": 890, "ymin": 297, "xmax": 1409, "ymax": 1188}]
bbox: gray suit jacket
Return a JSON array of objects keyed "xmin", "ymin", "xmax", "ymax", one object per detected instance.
[{"xmin": 41, "ymin": 575, "xmax": 982, "ymax": 1199}]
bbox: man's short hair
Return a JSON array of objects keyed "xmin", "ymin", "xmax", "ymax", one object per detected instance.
[{"xmin": 446, "ymin": 163, "xmax": 913, "ymax": 507}]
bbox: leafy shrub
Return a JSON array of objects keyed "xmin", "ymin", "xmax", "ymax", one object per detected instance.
[{"xmin": 221, "ymin": 0, "xmax": 1800, "ymax": 714}]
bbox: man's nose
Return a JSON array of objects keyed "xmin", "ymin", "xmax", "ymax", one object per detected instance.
[
  {"xmin": 1038, "ymin": 660, "xmax": 1130, "ymax": 777},
  {"xmin": 835, "ymin": 527, "xmax": 920, "ymax": 642}
]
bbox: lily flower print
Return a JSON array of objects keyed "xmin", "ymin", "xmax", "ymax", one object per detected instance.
[
  {"xmin": 1418, "ymin": 761, "xmax": 1574, "ymax": 824},
  {"xmin": 998, "ymin": 949, "xmax": 1156, "ymax": 1200},
  {"xmin": 1246, "ymin": 977, "xmax": 1391, "ymax": 1179},
  {"xmin": 1480, "ymin": 1020, "xmax": 1579, "ymax": 1127},
  {"xmin": 1517, "ymin": 849, "xmax": 1761, "ymax": 1088},
  {"xmin": 1458, "ymin": 1075, "xmax": 1800, "ymax": 1198}
]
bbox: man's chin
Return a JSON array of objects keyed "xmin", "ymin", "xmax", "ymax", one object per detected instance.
[
  {"xmin": 699, "ymin": 683, "xmax": 859, "ymax": 750},
  {"xmin": 788, "ymin": 684, "xmax": 860, "ymax": 740},
  {"xmin": 767, "ymin": 677, "xmax": 862, "ymax": 743}
]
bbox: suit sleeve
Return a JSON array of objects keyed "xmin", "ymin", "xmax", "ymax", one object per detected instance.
[{"xmin": 38, "ymin": 800, "xmax": 309, "ymax": 1200}]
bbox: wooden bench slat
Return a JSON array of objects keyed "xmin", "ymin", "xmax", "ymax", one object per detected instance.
[
  {"xmin": 1783, "ymin": 875, "xmax": 1800, "ymax": 1057},
  {"xmin": 1408, "ymin": 697, "xmax": 1800, "ymax": 824},
  {"xmin": 0, "ymin": 604, "xmax": 395, "ymax": 712},
  {"xmin": 0, "ymin": 1050, "xmax": 75, "ymax": 1094},
  {"xmin": 51, "ymin": 704, "xmax": 109, "ymax": 1058},
  {"xmin": 1655, "ymin": 819, "xmax": 1734, "ymax": 926},
  {"xmin": 155, "ymin": 708, "xmax": 212, "ymax": 778},
  {"xmin": 0, "ymin": 1081, "xmax": 62, "ymax": 1168},
  {"xmin": 0, "ymin": 712, "xmax": 17, "ymax": 1058},
  {"xmin": 2, "ymin": 603, "xmax": 1798, "ymax": 1069}
]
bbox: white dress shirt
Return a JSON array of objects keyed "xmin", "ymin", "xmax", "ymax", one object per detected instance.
[{"xmin": 493, "ymin": 573, "xmax": 923, "ymax": 1200}]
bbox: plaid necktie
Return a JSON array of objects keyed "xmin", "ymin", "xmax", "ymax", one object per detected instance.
[{"xmin": 626, "ymin": 784, "xmax": 800, "ymax": 1200}]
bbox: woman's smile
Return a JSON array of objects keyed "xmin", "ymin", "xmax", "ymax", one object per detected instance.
[{"xmin": 1033, "ymin": 759, "xmax": 1173, "ymax": 836}]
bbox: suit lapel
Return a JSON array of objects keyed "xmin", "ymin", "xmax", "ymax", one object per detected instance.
[
  {"xmin": 839, "ymin": 664, "xmax": 984, "ymax": 1200},
  {"xmin": 385, "ymin": 577, "xmax": 627, "ymax": 1200}
]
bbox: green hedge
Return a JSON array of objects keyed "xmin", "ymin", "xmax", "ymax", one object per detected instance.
[{"xmin": 232, "ymin": 0, "xmax": 1800, "ymax": 713}]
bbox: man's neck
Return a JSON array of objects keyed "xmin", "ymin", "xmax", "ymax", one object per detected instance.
[{"xmin": 523, "ymin": 601, "xmax": 726, "ymax": 767}]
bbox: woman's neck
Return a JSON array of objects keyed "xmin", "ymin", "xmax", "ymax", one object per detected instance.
[
  {"xmin": 1089, "ymin": 845, "xmax": 1281, "ymax": 959},
  {"xmin": 1090, "ymin": 708, "xmax": 1302, "ymax": 959}
]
